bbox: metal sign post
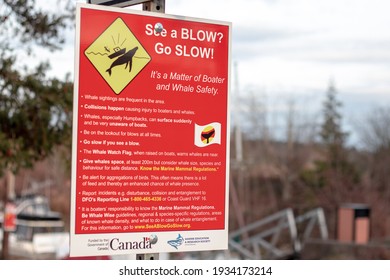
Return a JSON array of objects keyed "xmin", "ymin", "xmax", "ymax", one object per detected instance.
[
  {"xmin": 140, "ymin": 0, "xmax": 164, "ymax": 260},
  {"xmin": 142, "ymin": 0, "xmax": 165, "ymax": 13},
  {"xmin": 87, "ymin": 0, "xmax": 164, "ymax": 12}
]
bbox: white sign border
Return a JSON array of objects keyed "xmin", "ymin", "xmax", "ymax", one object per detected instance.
[{"xmin": 70, "ymin": 3, "xmax": 232, "ymax": 257}]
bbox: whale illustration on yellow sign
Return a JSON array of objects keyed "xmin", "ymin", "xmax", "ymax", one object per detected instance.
[{"xmin": 85, "ymin": 18, "xmax": 151, "ymax": 94}]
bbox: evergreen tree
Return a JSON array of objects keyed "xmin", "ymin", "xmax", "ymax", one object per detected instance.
[
  {"xmin": 301, "ymin": 81, "xmax": 359, "ymax": 197},
  {"xmin": 0, "ymin": 0, "xmax": 74, "ymax": 174},
  {"xmin": 320, "ymin": 80, "xmax": 348, "ymax": 167}
]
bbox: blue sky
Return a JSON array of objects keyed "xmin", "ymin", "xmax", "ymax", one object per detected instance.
[{"xmin": 46, "ymin": 0, "xmax": 390, "ymax": 147}]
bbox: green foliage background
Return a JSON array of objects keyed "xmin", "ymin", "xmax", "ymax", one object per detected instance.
[{"xmin": 0, "ymin": 0, "xmax": 74, "ymax": 174}]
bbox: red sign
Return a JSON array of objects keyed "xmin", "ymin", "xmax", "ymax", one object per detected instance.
[
  {"xmin": 4, "ymin": 202, "xmax": 16, "ymax": 232},
  {"xmin": 70, "ymin": 4, "xmax": 231, "ymax": 256}
]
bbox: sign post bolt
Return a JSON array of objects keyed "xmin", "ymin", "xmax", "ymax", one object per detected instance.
[{"xmin": 154, "ymin": 22, "xmax": 163, "ymax": 33}]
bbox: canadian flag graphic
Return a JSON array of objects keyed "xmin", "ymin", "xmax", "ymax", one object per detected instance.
[{"xmin": 194, "ymin": 122, "xmax": 222, "ymax": 147}]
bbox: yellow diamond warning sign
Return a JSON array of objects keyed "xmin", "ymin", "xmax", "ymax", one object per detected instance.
[{"xmin": 85, "ymin": 18, "xmax": 151, "ymax": 94}]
